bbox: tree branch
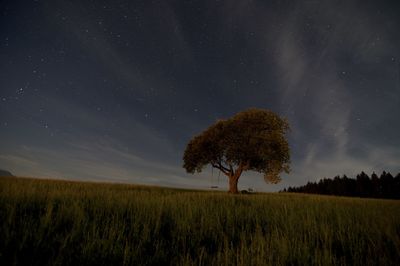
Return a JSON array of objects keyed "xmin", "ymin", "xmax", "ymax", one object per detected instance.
[
  {"xmin": 232, "ymin": 161, "xmax": 250, "ymax": 181},
  {"xmin": 215, "ymin": 159, "xmax": 232, "ymax": 174},
  {"xmin": 211, "ymin": 162, "xmax": 230, "ymax": 175},
  {"xmin": 219, "ymin": 162, "xmax": 230, "ymax": 173},
  {"xmin": 242, "ymin": 161, "xmax": 250, "ymax": 171}
]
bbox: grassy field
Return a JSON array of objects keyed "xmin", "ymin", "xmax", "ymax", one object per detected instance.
[{"xmin": 1, "ymin": 177, "xmax": 399, "ymax": 265}]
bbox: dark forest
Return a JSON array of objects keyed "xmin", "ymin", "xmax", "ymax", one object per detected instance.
[{"xmin": 283, "ymin": 171, "xmax": 400, "ymax": 199}]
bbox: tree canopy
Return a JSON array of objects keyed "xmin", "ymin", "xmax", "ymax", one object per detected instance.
[{"xmin": 183, "ymin": 108, "xmax": 290, "ymax": 193}]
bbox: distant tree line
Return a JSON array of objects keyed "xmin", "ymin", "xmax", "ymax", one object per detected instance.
[{"xmin": 283, "ymin": 171, "xmax": 400, "ymax": 199}]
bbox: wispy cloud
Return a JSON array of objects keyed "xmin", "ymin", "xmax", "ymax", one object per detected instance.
[
  {"xmin": 0, "ymin": 136, "xmax": 210, "ymax": 188},
  {"xmin": 265, "ymin": 0, "xmax": 400, "ymax": 185}
]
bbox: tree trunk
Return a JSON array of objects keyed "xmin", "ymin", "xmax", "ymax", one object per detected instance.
[
  {"xmin": 227, "ymin": 164, "xmax": 247, "ymax": 194},
  {"xmin": 228, "ymin": 175, "xmax": 239, "ymax": 194}
]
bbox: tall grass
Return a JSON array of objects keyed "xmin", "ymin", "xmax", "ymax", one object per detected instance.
[{"xmin": 1, "ymin": 177, "xmax": 399, "ymax": 265}]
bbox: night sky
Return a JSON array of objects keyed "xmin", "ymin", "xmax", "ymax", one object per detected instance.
[{"xmin": 1, "ymin": 0, "xmax": 399, "ymax": 191}]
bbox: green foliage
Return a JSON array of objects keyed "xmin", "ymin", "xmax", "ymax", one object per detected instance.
[
  {"xmin": 183, "ymin": 108, "xmax": 290, "ymax": 184},
  {"xmin": 1, "ymin": 177, "xmax": 400, "ymax": 265}
]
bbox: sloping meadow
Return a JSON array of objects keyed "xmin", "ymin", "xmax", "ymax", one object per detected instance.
[{"xmin": 1, "ymin": 177, "xmax": 399, "ymax": 265}]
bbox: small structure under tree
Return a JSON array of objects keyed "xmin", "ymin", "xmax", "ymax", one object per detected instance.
[{"xmin": 183, "ymin": 108, "xmax": 290, "ymax": 193}]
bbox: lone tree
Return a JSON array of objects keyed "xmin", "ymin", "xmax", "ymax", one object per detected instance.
[{"xmin": 183, "ymin": 108, "xmax": 290, "ymax": 193}]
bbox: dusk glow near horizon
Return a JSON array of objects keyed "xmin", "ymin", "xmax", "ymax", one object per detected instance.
[{"xmin": 1, "ymin": 0, "xmax": 399, "ymax": 191}]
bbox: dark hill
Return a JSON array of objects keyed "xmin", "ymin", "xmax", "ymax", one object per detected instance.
[{"xmin": 0, "ymin": 169, "xmax": 14, "ymax": 177}]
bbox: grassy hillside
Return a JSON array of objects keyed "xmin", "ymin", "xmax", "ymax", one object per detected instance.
[{"xmin": 1, "ymin": 177, "xmax": 399, "ymax": 265}]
